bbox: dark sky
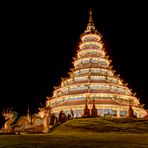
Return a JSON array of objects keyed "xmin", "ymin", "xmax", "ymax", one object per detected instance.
[{"xmin": 0, "ymin": 1, "xmax": 148, "ymax": 121}]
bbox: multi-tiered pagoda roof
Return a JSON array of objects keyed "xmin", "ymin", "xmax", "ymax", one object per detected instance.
[{"xmin": 46, "ymin": 10, "xmax": 147, "ymax": 118}]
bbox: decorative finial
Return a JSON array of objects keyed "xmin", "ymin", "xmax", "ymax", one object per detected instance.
[
  {"xmin": 89, "ymin": 9, "xmax": 92, "ymax": 15},
  {"xmin": 89, "ymin": 9, "xmax": 93, "ymax": 23},
  {"xmin": 85, "ymin": 8, "xmax": 96, "ymax": 32},
  {"xmin": 27, "ymin": 106, "xmax": 30, "ymax": 114}
]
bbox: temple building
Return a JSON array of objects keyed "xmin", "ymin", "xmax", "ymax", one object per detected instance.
[{"xmin": 46, "ymin": 10, "xmax": 147, "ymax": 118}]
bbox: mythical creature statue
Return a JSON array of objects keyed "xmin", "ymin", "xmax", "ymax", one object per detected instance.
[
  {"xmin": 14, "ymin": 108, "xmax": 43, "ymax": 133},
  {"xmin": 1, "ymin": 108, "xmax": 18, "ymax": 133},
  {"xmin": 38, "ymin": 106, "xmax": 52, "ymax": 133},
  {"xmin": 15, "ymin": 107, "xmax": 32, "ymax": 128}
]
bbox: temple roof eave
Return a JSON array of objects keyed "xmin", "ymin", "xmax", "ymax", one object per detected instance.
[
  {"xmin": 54, "ymin": 82, "xmax": 131, "ymax": 95},
  {"xmin": 48, "ymin": 93, "xmax": 138, "ymax": 104}
]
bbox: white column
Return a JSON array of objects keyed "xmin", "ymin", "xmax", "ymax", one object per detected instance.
[
  {"xmin": 102, "ymin": 108, "xmax": 104, "ymax": 117},
  {"xmin": 117, "ymin": 108, "xmax": 120, "ymax": 118}
]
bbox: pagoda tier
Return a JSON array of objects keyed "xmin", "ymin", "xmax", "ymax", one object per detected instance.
[{"xmin": 46, "ymin": 10, "xmax": 147, "ymax": 118}]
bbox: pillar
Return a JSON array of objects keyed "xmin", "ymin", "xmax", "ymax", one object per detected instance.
[{"xmin": 117, "ymin": 109, "xmax": 120, "ymax": 118}]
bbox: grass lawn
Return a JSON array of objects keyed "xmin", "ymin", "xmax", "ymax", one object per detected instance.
[{"xmin": 0, "ymin": 118, "xmax": 148, "ymax": 147}]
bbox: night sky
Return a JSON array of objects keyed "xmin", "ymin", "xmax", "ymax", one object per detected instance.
[{"xmin": 1, "ymin": 1, "xmax": 148, "ymax": 123}]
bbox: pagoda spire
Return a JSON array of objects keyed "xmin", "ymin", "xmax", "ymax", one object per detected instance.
[
  {"xmin": 88, "ymin": 9, "xmax": 93, "ymax": 24},
  {"xmin": 85, "ymin": 9, "xmax": 96, "ymax": 33}
]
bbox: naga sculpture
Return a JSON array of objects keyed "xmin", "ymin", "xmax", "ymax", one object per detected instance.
[
  {"xmin": 14, "ymin": 108, "xmax": 43, "ymax": 133},
  {"xmin": 1, "ymin": 108, "xmax": 18, "ymax": 133},
  {"xmin": 38, "ymin": 106, "xmax": 52, "ymax": 133}
]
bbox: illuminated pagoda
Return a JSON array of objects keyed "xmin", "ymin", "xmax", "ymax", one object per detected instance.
[{"xmin": 46, "ymin": 10, "xmax": 147, "ymax": 118}]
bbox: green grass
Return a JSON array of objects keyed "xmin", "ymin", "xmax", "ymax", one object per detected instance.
[
  {"xmin": 53, "ymin": 117, "xmax": 148, "ymax": 134},
  {"xmin": 0, "ymin": 118, "xmax": 148, "ymax": 147}
]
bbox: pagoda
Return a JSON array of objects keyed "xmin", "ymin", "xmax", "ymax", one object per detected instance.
[{"xmin": 46, "ymin": 10, "xmax": 147, "ymax": 118}]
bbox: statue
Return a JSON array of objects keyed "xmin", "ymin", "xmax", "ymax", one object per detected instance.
[
  {"xmin": 70, "ymin": 109, "xmax": 74, "ymax": 119},
  {"xmin": 38, "ymin": 106, "xmax": 52, "ymax": 133},
  {"xmin": 49, "ymin": 113, "xmax": 58, "ymax": 128},
  {"xmin": 1, "ymin": 107, "xmax": 18, "ymax": 133},
  {"xmin": 58, "ymin": 110, "xmax": 67, "ymax": 123},
  {"xmin": 127, "ymin": 105, "xmax": 137, "ymax": 118}
]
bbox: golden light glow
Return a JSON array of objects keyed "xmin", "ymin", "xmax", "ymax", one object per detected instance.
[{"xmin": 46, "ymin": 10, "xmax": 148, "ymax": 118}]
